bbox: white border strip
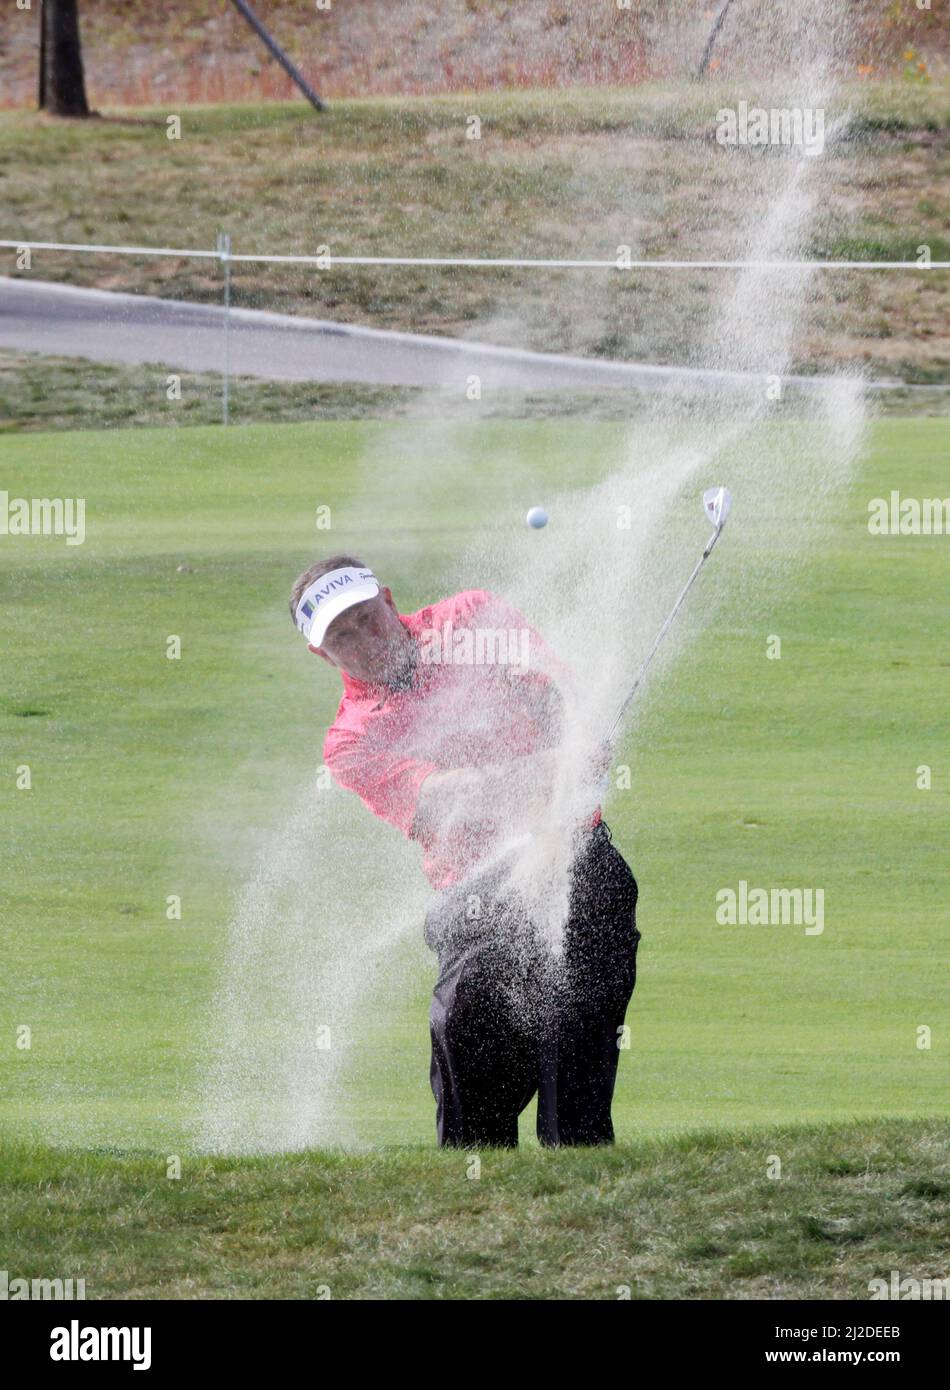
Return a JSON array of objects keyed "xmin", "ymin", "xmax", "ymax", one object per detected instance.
[{"xmin": 1, "ymin": 238, "xmax": 947, "ymax": 270}]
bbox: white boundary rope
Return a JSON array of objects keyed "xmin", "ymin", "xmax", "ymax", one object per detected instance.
[{"xmin": 1, "ymin": 238, "xmax": 947, "ymax": 271}]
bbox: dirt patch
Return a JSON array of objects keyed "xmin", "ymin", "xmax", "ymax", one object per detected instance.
[{"xmin": 1, "ymin": 1, "xmax": 947, "ymax": 110}]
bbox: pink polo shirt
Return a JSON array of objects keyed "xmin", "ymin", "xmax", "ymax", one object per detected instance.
[{"xmin": 323, "ymin": 589, "xmax": 598, "ymax": 888}]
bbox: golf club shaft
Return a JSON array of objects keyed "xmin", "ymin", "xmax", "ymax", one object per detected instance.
[{"xmin": 606, "ymin": 522, "xmax": 727, "ymax": 745}]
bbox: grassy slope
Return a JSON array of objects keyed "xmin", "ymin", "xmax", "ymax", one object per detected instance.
[
  {"xmin": 0, "ymin": 1121, "xmax": 947, "ymax": 1299},
  {"xmin": 0, "ymin": 416, "xmax": 947, "ymax": 1155},
  {"xmin": 1, "ymin": 87, "xmax": 947, "ymax": 381}
]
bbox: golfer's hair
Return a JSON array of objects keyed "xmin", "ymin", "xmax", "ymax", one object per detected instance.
[{"xmin": 289, "ymin": 554, "xmax": 369, "ymax": 625}]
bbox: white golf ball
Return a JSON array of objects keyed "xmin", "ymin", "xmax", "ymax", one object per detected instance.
[{"xmin": 525, "ymin": 506, "xmax": 549, "ymax": 529}]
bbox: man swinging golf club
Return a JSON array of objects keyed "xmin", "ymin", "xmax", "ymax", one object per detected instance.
[{"xmin": 289, "ymin": 556, "xmax": 641, "ymax": 1148}]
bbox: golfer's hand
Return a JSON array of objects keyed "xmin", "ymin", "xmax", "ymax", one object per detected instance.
[{"xmin": 588, "ymin": 737, "xmax": 614, "ymax": 792}]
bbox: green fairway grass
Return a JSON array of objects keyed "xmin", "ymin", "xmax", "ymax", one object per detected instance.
[
  {"xmin": 0, "ymin": 415, "xmax": 946, "ymax": 1158},
  {"xmin": 0, "ymin": 1120, "xmax": 946, "ymax": 1299}
]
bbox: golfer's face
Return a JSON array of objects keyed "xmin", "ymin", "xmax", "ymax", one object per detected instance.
[{"xmin": 316, "ymin": 592, "xmax": 409, "ymax": 683}]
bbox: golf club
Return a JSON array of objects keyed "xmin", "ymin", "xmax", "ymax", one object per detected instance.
[{"xmin": 606, "ymin": 485, "xmax": 732, "ymax": 746}]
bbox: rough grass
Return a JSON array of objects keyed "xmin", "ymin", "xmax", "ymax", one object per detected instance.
[
  {"xmin": 0, "ymin": 86, "xmax": 947, "ymax": 383},
  {"xmin": 0, "ymin": 349, "xmax": 416, "ymax": 430},
  {"xmin": 0, "ymin": 1121, "xmax": 946, "ymax": 1299},
  {"xmin": 1, "ymin": 348, "xmax": 946, "ymax": 434}
]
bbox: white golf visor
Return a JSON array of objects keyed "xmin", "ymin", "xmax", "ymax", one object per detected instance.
[{"xmin": 295, "ymin": 566, "xmax": 380, "ymax": 646}]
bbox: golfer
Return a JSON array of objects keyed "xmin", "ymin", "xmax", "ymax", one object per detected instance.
[{"xmin": 290, "ymin": 555, "xmax": 641, "ymax": 1148}]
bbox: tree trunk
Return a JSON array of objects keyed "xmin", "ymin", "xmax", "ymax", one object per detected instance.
[{"xmin": 40, "ymin": 0, "xmax": 90, "ymax": 117}]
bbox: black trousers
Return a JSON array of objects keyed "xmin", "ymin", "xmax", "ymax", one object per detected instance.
[{"xmin": 424, "ymin": 823, "xmax": 640, "ymax": 1148}]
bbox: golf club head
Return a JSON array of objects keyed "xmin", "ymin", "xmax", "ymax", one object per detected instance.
[{"xmin": 703, "ymin": 485, "xmax": 732, "ymax": 531}]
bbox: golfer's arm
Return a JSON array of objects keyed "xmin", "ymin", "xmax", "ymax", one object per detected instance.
[
  {"xmin": 414, "ymin": 748, "xmax": 561, "ymax": 837},
  {"xmin": 412, "ymin": 671, "xmax": 568, "ymax": 837}
]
